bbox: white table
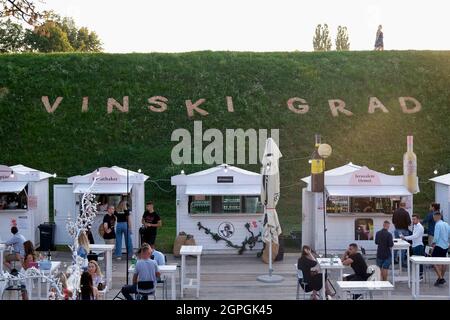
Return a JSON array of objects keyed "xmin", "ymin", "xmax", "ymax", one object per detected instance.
[
  {"xmin": 24, "ymin": 261, "xmax": 61, "ymax": 300},
  {"xmin": 337, "ymin": 281, "xmax": 394, "ymax": 300},
  {"xmin": 129, "ymin": 264, "xmax": 178, "ymax": 300},
  {"xmin": 90, "ymin": 244, "xmax": 114, "ymax": 290},
  {"xmin": 0, "ymin": 244, "xmax": 5, "ymax": 275},
  {"xmin": 180, "ymin": 245, "xmax": 202, "ymax": 299},
  {"xmin": 317, "ymin": 257, "xmax": 345, "ymax": 300},
  {"xmin": 391, "ymin": 239, "xmax": 411, "ymax": 287},
  {"xmin": 410, "ymin": 256, "xmax": 450, "ymax": 299}
]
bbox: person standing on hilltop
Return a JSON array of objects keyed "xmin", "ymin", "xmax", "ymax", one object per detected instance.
[{"xmin": 374, "ymin": 25, "xmax": 384, "ymax": 51}]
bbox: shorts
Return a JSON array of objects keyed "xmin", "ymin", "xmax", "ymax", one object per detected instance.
[
  {"xmin": 432, "ymin": 246, "xmax": 448, "ymax": 258},
  {"xmin": 376, "ymin": 258, "xmax": 391, "ymax": 270}
]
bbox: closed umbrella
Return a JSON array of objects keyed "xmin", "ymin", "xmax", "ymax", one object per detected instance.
[{"xmin": 257, "ymin": 138, "xmax": 284, "ymax": 283}]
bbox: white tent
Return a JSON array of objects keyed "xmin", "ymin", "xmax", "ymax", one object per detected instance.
[{"xmin": 54, "ymin": 166, "xmax": 148, "ymax": 247}]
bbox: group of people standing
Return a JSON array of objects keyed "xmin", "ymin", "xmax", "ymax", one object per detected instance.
[
  {"xmin": 376, "ymin": 202, "xmax": 449, "ymax": 286},
  {"xmin": 101, "ymin": 200, "xmax": 162, "ymax": 259}
]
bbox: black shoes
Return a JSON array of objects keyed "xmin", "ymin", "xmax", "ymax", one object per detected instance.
[{"xmin": 434, "ymin": 278, "xmax": 446, "ymax": 286}]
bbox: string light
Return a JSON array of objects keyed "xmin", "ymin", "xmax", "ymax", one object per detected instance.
[
  {"xmin": 308, "ymin": 160, "xmax": 312, "ymax": 164},
  {"xmin": 137, "ymin": 169, "xmax": 142, "ymax": 173},
  {"xmin": 53, "ymin": 173, "xmax": 57, "ymax": 178},
  {"xmin": 390, "ymin": 167, "xmax": 395, "ymax": 172},
  {"xmin": 181, "ymin": 170, "xmax": 185, "ymax": 175},
  {"xmin": 96, "ymin": 168, "xmax": 100, "ymax": 175},
  {"xmin": 434, "ymin": 169, "xmax": 438, "ymax": 175}
]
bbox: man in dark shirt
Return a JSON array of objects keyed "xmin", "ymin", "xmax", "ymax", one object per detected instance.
[
  {"xmin": 422, "ymin": 203, "xmax": 440, "ymax": 245},
  {"xmin": 375, "ymin": 220, "xmax": 394, "ymax": 281},
  {"xmin": 141, "ymin": 201, "xmax": 162, "ymax": 246},
  {"xmin": 392, "ymin": 202, "xmax": 411, "ymax": 265},
  {"xmin": 341, "ymin": 243, "xmax": 370, "ymax": 281},
  {"xmin": 103, "ymin": 205, "xmax": 116, "ymax": 245}
]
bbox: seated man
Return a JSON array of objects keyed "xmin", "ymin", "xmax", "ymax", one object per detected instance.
[
  {"xmin": 150, "ymin": 244, "xmax": 166, "ymax": 266},
  {"xmin": 341, "ymin": 243, "xmax": 371, "ymax": 281},
  {"xmin": 4, "ymin": 226, "xmax": 26, "ymax": 271},
  {"xmin": 121, "ymin": 245, "xmax": 160, "ymax": 300}
]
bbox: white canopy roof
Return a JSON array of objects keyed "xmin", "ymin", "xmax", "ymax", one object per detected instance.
[
  {"xmin": 68, "ymin": 166, "xmax": 148, "ymax": 184},
  {"xmin": 185, "ymin": 184, "xmax": 261, "ymax": 195},
  {"xmin": 430, "ymin": 173, "xmax": 450, "ymax": 186},
  {"xmin": 0, "ymin": 164, "xmax": 51, "ymax": 182},
  {"xmin": 326, "ymin": 185, "xmax": 412, "ymax": 197},
  {"xmin": 171, "ymin": 164, "xmax": 261, "ymax": 187},
  {"xmin": 73, "ymin": 183, "xmax": 132, "ymax": 194},
  {"xmin": 301, "ymin": 162, "xmax": 362, "ymax": 184},
  {"xmin": 0, "ymin": 181, "xmax": 28, "ymax": 193}
]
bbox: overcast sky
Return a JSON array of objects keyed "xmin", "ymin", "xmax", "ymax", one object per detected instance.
[{"xmin": 40, "ymin": 0, "xmax": 450, "ymax": 53}]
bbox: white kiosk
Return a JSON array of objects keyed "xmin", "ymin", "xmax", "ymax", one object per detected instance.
[
  {"xmin": 0, "ymin": 164, "xmax": 51, "ymax": 245},
  {"xmin": 171, "ymin": 164, "xmax": 264, "ymax": 253},
  {"xmin": 301, "ymin": 163, "xmax": 414, "ymax": 253},
  {"xmin": 429, "ymin": 173, "xmax": 450, "ymax": 223},
  {"xmin": 53, "ymin": 166, "xmax": 148, "ymax": 248}
]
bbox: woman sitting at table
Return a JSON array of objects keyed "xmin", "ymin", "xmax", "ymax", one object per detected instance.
[
  {"xmin": 87, "ymin": 260, "xmax": 105, "ymax": 290},
  {"xmin": 297, "ymin": 245, "xmax": 334, "ymax": 300},
  {"xmin": 79, "ymin": 271, "xmax": 98, "ymax": 300}
]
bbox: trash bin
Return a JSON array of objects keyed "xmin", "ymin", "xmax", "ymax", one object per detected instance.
[{"xmin": 38, "ymin": 222, "xmax": 55, "ymax": 251}]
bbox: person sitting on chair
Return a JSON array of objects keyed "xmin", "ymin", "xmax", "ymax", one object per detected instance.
[
  {"xmin": 121, "ymin": 245, "xmax": 160, "ymax": 300},
  {"xmin": 341, "ymin": 243, "xmax": 371, "ymax": 281},
  {"xmin": 4, "ymin": 226, "xmax": 26, "ymax": 271},
  {"xmin": 297, "ymin": 245, "xmax": 334, "ymax": 300},
  {"xmin": 87, "ymin": 260, "xmax": 105, "ymax": 290},
  {"xmin": 150, "ymin": 244, "xmax": 166, "ymax": 266}
]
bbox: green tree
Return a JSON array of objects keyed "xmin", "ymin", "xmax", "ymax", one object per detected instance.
[
  {"xmin": 335, "ymin": 26, "xmax": 350, "ymax": 51},
  {"xmin": 313, "ymin": 24, "xmax": 332, "ymax": 51},
  {"xmin": 75, "ymin": 26, "xmax": 102, "ymax": 52},
  {"xmin": 0, "ymin": 18, "xmax": 25, "ymax": 52},
  {"xmin": 24, "ymin": 21, "xmax": 73, "ymax": 52}
]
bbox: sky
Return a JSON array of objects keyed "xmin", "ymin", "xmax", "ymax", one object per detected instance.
[{"xmin": 39, "ymin": 0, "xmax": 450, "ymax": 53}]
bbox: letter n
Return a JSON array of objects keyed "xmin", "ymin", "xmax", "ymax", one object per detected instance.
[{"xmin": 107, "ymin": 96, "xmax": 129, "ymax": 114}]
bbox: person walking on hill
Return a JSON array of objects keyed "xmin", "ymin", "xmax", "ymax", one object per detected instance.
[{"xmin": 374, "ymin": 25, "xmax": 384, "ymax": 51}]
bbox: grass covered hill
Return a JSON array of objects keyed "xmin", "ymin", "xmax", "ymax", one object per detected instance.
[{"xmin": 1, "ymin": 51, "xmax": 450, "ymax": 251}]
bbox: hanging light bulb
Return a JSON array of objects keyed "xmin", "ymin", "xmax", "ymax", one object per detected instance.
[
  {"xmin": 181, "ymin": 170, "xmax": 185, "ymax": 175},
  {"xmin": 53, "ymin": 173, "xmax": 57, "ymax": 178},
  {"xmin": 434, "ymin": 169, "xmax": 438, "ymax": 175},
  {"xmin": 138, "ymin": 169, "xmax": 142, "ymax": 173},
  {"xmin": 9, "ymin": 171, "xmax": 14, "ymax": 178},
  {"xmin": 96, "ymin": 168, "xmax": 100, "ymax": 176},
  {"xmin": 390, "ymin": 167, "xmax": 395, "ymax": 172},
  {"xmin": 308, "ymin": 160, "xmax": 312, "ymax": 164}
]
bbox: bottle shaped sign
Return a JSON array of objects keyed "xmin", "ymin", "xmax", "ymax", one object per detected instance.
[
  {"xmin": 311, "ymin": 134, "xmax": 324, "ymax": 192},
  {"xmin": 403, "ymin": 135, "xmax": 418, "ymax": 193}
]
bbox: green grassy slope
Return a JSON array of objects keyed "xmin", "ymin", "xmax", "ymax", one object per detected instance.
[{"xmin": 1, "ymin": 51, "xmax": 450, "ymax": 252}]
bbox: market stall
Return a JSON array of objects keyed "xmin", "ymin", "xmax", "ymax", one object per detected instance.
[
  {"xmin": 53, "ymin": 166, "xmax": 148, "ymax": 248},
  {"xmin": 171, "ymin": 164, "xmax": 264, "ymax": 253},
  {"xmin": 301, "ymin": 163, "xmax": 414, "ymax": 253},
  {"xmin": 0, "ymin": 164, "xmax": 51, "ymax": 245},
  {"xmin": 429, "ymin": 173, "xmax": 450, "ymax": 223}
]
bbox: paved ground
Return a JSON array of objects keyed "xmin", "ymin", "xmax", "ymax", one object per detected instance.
[{"xmin": 18, "ymin": 251, "xmax": 448, "ymax": 300}]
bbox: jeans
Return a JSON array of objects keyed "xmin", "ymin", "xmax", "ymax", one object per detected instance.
[
  {"xmin": 394, "ymin": 229, "xmax": 410, "ymax": 264},
  {"xmin": 412, "ymin": 245, "xmax": 424, "ymax": 276},
  {"xmin": 115, "ymin": 222, "xmax": 133, "ymax": 257},
  {"xmin": 121, "ymin": 284, "xmax": 137, "ymax": 300}
]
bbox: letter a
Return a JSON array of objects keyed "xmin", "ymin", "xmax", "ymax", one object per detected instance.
[{"xmin": 368, "ymin": 97, "xmax": 389, "ymax": 114}]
